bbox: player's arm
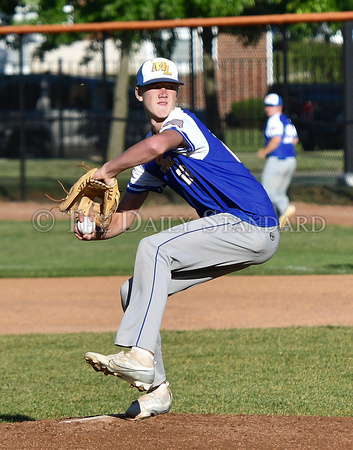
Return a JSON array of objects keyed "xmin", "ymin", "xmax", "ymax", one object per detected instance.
[
  {"xmin": 93, "ymin": 129, "xmax": 185, "ymax": 185},
  {"xmin": 257, "ymin": 136, "xmax": 282, "ymax": 159},
  {"xmin": 74, "ymin": 191, "xmax": 149, "ymax": 241}
]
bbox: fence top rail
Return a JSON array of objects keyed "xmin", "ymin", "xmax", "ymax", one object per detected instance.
[{"xmin": 0, "ymin": 11, "xmax": 353, "ymax": 35}]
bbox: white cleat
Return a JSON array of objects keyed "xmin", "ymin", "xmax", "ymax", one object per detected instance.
[
  {"xmin": 124, "ymin": 382, "xmax": 173, "ymax": 421},
  {"xmin": 279, "ymin": 204, "xmax": 296, "ymax": 229},
  {"xmin": 84, "ymin": 349, "xmax": 154, "ymax": 392}
]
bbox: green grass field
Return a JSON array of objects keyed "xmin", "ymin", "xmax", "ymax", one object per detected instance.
[
  {"xmin": 1, "ymin": 327, "xmax": 352, "ymax": 422},
  {"xmin": 0, "ymin": 159, "xmax": 132, "ymax": 202},
  {"xmin": 1, "ymin": 160, "xmax": 352, "ymax": 423},
  {"xmin": 0, "ymin": 152, "xmax": 347, "ymax": 203},
  {"xmin": 1, "ymin": 216, "xmax": 352, "ymax": 422},
  {"xmin": 0, "ymin": 220, "xmax": 352, "ymax": 278}
]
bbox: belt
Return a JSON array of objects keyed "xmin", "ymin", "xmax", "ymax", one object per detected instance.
[{"xmin": 268, "ymin": 155, "xmax": 295, "ymax": 160}]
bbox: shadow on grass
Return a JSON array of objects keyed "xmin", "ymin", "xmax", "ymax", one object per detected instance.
[
  {"xmin": 0, "ymin": 414, "xmax": 35, "ymax": 423},
  {"xmin": 326, "ymin": 264, "xmax": 353, "ymax": 271}
]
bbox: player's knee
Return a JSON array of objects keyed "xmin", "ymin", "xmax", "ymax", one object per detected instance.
[{"xmin": 136, "ymin": 235, "xmax": 159, "ymax": 258}]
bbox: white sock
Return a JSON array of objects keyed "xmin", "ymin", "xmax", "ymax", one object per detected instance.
[{"xmin": 132, "ymin": 346, "xmax": 154, "ymax": 361}]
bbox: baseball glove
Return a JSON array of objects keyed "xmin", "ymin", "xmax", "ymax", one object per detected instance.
[{"xmin": 53, "ymin": 167, "xmax": 120, "ymax": 231}]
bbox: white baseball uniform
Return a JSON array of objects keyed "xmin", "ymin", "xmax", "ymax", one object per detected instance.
[{"xmin": 261, "ymin": 112, "xmax": 298, "ymax": 216}]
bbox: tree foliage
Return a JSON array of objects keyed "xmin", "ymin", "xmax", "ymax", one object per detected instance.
[
  {"xmin": 1, "ymin": 0, "xmax": 22, "ymax": 24},
  {"xmin": 1, "ymin": 0, "xmax": 21, "ymax": 17},
  {"xmin": 239, "ymin": 0, "xmax": 352, "ymax": 41},
  {"xmin": 9, "ymin": 0, "xmax": 352, "ymax": 154}
]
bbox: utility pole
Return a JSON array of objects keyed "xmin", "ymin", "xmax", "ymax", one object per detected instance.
[{"xmin": 342, "ymin": 21, "xmax": 353, "ymax": 186}]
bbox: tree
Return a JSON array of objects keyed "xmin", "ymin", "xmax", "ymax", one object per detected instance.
[
  {"xmin": 32, "ymin": 0, "xmax": 353, "ymax": 156},
  {"xmin": 1, "ymin": 1, "xmax": 22, "ymax": 24},
  {"xmin": 238, "ymin": 0, "xmax": 351, "ymax": 94},
  {"xmin": 240, "ymin": 0, "xmax": 352, "ymax": 40},
  {"xmin": 180, "ymin": 0, "xmax": 254, "ymax": 138},
  {"xmin": 35, "ymin": 0, "xmax": 187, "ymax": 159},
  {"xmin": 1, "ymin": 1, "xmax": 40, "ymax": 68},
  {"xmin": 34, "ymin": 0, "xmax": 255, "ymax": 148}
]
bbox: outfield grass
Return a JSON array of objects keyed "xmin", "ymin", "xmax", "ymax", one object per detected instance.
[
  {"xmin": 0, "ymin": 219, "xmax": 352, "ymax": 278},
  {"xmin": 225, "ymin": 128, "xmax": 344, "ymax": 171},
  {"xmin": 1, "ymin": 326, "xmax": 352, "ymax": 422},
  {"xmin": 1, "ymin": 158, "xmax": 352, "ymax": 424},
  {"xmin": 0, "ymin": 159, "xmax": 133, "ymax": 202},
  {"xmin": 237, "ymin": 149, "xmax": 344, "ymax": 175},
  {"xmin": 0, "ymin": 152, "xmax": 345, "ymax": 203}
]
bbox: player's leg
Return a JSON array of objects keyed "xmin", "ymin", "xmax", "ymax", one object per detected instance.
[
  {"xmin": 115, "ymin": 213, "xmax": 279, "ymax": 353},
  {"xmin": 87, "ymin": 213, "xmax": 278, "ymax": 379},
  {"xmin": 261, "ymin": 156, "xmax": 285, "ymax": 213},
  {"xmin": 119, "ymin": 278, "xmax": 172, "ymax": 421},
  {"xmin": 85, "ymin": 276, "xmax": 185, "ymax": 390},
  {"xmin": 85, "ymin": 277, "xmax": 160, "ymax": 390},
  {"xmin": 117, "ymin": 215, "xmax": 274, "ymax": 420},
  {"xmin": 120, "ymin": 277, "xmax": 167, "ymax": 389},
  {"xmin": 86, "ymin": 214, "xmax": 278, "ymax": 420},
  {"xmin": 274, "ymin": 157, "xmax": 297, "ymax": 216},
  {"xmin": 85, "ymin": 276, "xmax": 172, "ymax": 421}
]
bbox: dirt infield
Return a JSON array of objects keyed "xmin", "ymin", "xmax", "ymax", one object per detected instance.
[
  {"xmin": 1, "ymin": 202, "xmax": 353, "ymax": 449},
  {"xmin": 1, "ymin": 200, "xmax": 353, "ymax": 225}
]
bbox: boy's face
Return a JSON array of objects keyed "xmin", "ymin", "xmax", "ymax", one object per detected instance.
[
  {"xmin": 264, "ymin": 105, "xmax": 282, "ymax": 117},
  {"xmin": 135, "ymin": 82, "xmax": 179, "ymax": 123}
]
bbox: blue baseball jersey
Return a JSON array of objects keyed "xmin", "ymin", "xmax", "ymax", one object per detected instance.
[
  {"xmin": 127, "ymin": 107, "xmax": 278, "ymax": 227},
  {"xmin": 264, "ymin": 113, "xmax": 297, "ymax": 159}
]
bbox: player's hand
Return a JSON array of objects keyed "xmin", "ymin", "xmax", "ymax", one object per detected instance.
[
  {"xmin": 74, "ymin": 212, "xmax": 97, "ymax": 241},
  {"xmin": 257, "ymin": 148, "xmax": 267, "ymax": 159},
  {"xmin": 93, "ymin": 168, "xmax": 116, "ymax": 187}
]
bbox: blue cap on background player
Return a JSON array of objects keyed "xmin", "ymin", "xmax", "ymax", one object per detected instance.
[
  {"xmin": 264, "ymin": 93, "xmax": 283, "ymax": 106},
  {"xmin": 136, "ymin": 57, "xmax": 184, "ymax": 87}
]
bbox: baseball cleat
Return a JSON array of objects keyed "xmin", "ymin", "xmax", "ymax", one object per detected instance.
[
  {"xmin": 279, "ymin": 204, "xmax": 296, "ymax": 229},
  {"xmin": 124, "ymin": 382, "xmax": 173, "ymax": 421},
  {"xmin": 84, "ymin": 349, "xmax": 154, "ymax": 391}
]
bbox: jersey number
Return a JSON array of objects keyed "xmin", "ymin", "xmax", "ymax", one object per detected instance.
[{"xmin": 175, "ymin": 164, "xmax": 194, "ymax": 186}]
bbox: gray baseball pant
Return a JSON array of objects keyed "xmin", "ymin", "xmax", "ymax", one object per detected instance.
[
  {"xmin": 115, "ymin": 212, "xmax": 279, "ymax": 388},
  {"xmin": 261, "ymin": 156, "xmax": 297, "ymax": 216}
]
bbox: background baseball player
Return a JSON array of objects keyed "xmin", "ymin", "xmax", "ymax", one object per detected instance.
[
  {"xmin": 75, "ymin": 57, "xmax": 280, "ymax": 421},
  {"xmin": 257, "ymin": 93, "xmax": 299, "ymax": 228}
]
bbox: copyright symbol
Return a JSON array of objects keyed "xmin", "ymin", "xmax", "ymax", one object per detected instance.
[{"xmin": 32, "ymin": 210, "xmax": 55, "ymax": 232}]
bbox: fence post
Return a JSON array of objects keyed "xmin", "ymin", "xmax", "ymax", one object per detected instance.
[
  {"xmin": 101, "ymin": 33, "xmax": 109, "ymax": 159},
  {"xmin": 19, "ymin": 34, "xmax": 26, "ymax": 201},
  {"xmin": 190, "ymin": 28, "xmax": 195, "ymax": 112},
  {"xmin": 58, "ymin": 58, "xmax": 64, "ymax": 158},
  {"xmin": 343, "ymin": 21, "xmax": 353, "ymax": 186}
]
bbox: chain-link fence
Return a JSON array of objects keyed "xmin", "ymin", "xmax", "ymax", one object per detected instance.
[{"xmin": 0, "ymin": 14, "xmax": 352, "ymax": 202}]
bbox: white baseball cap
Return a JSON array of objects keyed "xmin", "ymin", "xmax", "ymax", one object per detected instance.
[
  {"xmin": 264, "ymin": 93, "xmax": 283, "ymax": 106},
  {"xmin": 136, "ymin": 57, "xmax": 184, "ymax": 87}
]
